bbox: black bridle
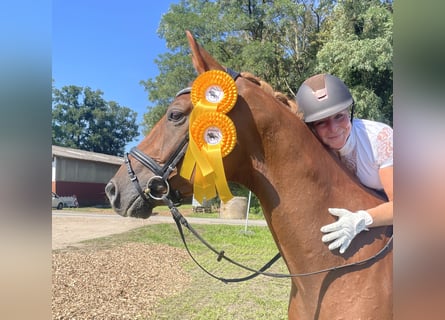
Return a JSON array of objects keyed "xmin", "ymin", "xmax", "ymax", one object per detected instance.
[
  {"xmin": 123, "ymin": 68, "xmax": 393, "ymax": 284},
  {"xmin": 124, "ymin": 135, "xmax": 189, "ymax": 206}
]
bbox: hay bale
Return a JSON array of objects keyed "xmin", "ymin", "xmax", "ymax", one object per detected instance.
[{"xmin": 219, "ymin": 196, "xmax": 247, "ymax": 219}]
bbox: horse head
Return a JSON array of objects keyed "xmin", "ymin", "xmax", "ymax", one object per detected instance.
[{"xmin": 105, "ymin": 30, "xmax": 283, "ymax": 218}]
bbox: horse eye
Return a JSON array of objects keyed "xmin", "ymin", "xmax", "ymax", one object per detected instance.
[{"xmin": 168, "ymin": 110, "xmax": 184, "ymax": 122}]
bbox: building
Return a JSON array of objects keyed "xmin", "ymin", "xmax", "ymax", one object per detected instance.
[{"xmin": 52, "ymin": 145, "xmax": 123, "ymax": 206}]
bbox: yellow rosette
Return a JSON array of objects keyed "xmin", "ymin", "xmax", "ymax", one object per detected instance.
[
  {"xmin": 180, "ymin": 70, "xmax": 238, "ymax": 203},
  {"xmin": 191, "ymin": 112, "xmax": 237, "ymax": 158},
  {"xmin": 191, "ymin": 69, "xmax": 238, "ymax": 115}
]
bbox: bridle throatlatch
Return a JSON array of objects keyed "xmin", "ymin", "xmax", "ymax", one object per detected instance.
[{"xmin": 124, "ymin": 68, "xmax": 393, "ymax": 284}]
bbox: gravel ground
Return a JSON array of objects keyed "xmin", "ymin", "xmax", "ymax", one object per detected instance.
[
  {"xmin": 52, "ymin": 212, "xmax": 191, "ymax": 319},
  {"xmin": 52, "ymin": 243, "xmax": 190, "ymax": 319},
  {"xmin": 52, "ymin": 211, "xmax": 267, "ymax": 319}
]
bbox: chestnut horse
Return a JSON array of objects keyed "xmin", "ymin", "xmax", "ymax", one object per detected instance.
[{"xmin": 105, "ymin": 31, "xmax": 392, "ymax": 319}]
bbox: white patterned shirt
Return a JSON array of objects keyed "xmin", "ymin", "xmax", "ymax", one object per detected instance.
[{"xmin": 337, "ymin": 118, "xmax": 393, "ymax": 191}]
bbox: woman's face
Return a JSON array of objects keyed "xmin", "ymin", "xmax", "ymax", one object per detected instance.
[{"xmin": 311, "ymin": 109, "xmax": 351, "ymax": 150}]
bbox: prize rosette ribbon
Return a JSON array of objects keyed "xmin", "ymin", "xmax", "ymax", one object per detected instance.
[{"xmin": 180, "ymin": 70, "xmax": 237, "ymax": 203}]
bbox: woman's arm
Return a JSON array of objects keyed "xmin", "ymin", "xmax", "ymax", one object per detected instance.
[
  {"xmin": 367, "ymin": 165, "xmax": 393, "ymax": 227},
  {"xmin": 320, "ymin": 165, "xmax": 393, "ymax": 254}
]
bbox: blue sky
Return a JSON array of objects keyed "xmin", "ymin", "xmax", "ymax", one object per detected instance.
[{"xmin": 52, "ymin": 1, "xmax": 179, "ymax": 152}]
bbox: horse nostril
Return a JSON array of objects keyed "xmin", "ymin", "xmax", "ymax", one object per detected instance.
[{"xmin": 105, "ymin": 181, "xmax": 116, "ymax": 201}]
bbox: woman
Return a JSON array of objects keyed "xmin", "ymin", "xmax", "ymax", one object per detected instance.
[{"xmin": 296, "ymin": 73, "xmax": 393, "ymax": 254}]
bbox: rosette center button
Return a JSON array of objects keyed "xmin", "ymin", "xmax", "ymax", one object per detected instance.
[
  {"xmin": 205, "ymin": 85, "xmax": 224, "ymax": 103},
  {"xmin": 204, "ymin": 127, "xmax": 223, "ymax": 145}
]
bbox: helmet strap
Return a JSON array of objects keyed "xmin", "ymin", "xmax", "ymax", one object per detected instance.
[{"xmin": 350, "ymin": 103, "xmax": 355, "ymax": 123}]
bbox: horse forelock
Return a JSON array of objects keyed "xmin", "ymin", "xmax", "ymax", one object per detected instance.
[{"xmin": 239, "ymin": 71, "xmax": 302, "ymax": 119}]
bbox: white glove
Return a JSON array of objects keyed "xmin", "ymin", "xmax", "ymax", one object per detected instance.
[{"xmin": 320, "ymin": 208, "xmax": 373, "ymax": 254}]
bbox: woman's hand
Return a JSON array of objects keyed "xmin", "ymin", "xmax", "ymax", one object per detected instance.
[{"xmin": 321, "ymin": 208, "xmax": 373, "ymax": 254}]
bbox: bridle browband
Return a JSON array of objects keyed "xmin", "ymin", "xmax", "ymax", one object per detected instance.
[{"xmin": 124, "ymin": 68, "xmax": 393, "ymax": 284}]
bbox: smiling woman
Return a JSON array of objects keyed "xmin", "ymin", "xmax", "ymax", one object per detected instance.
[
  {"xmin": 312, "ymin": 109, "xmax": 351, "ymax": 150},
  {"xmin": 296, "ymin": 73, "xmax": 393, "ymax": 254}
]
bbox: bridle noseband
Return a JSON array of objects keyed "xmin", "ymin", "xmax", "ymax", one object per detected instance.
[{"xmin": 124, "ymin": 135, "xmax": 189, "ymax": 206}]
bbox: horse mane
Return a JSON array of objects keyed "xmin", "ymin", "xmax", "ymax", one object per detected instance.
[{"xmin": 240, "ymin": 71, "xmax": 303, "ymax": 119}]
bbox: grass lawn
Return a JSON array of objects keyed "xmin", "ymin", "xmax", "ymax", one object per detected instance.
[{"xmin": 87, "ymin": 223, "xmax": 290, "ymax": 319}]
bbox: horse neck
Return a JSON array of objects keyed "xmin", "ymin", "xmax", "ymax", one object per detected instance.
[
  {"xmin": 248, "ymin": 113, "xmax": 359, "ymax": 215},
  {"xmin": 237, "ymin": 99, "xmax": 382, "ymax": 272}
]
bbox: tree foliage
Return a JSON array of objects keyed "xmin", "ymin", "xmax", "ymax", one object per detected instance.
[
  {"xmin": 52, "ymin": 85, "xmax": 139, "ymax": 156},
  {"xmin": 315, "ymin": 0, "xmax": 393, "ymax": 124},
  {"xmin": 141, "ymin": 0, "xmax": 393, "ymax": 132}
]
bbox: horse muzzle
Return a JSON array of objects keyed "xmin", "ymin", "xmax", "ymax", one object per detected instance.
[{"xmin": 105, "ymin": 179, "xmax": 153, "ymax": 218}]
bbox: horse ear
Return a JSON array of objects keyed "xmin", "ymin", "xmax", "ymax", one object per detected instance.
[{"xmin": 185, "ymin": 30, "xmax": 225, "ymax": 74}]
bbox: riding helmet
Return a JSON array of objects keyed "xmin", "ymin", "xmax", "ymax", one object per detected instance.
[{"xmin": 296, "ymin": 74, "xmax": 353, "ymax": 123}]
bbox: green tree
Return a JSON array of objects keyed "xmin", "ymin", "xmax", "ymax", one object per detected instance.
[
  {"xmin": 141, "ymin": 0, "xmax": 333, "ymax": 133},
  {"xmin": 141, "ymin": 0, "xmax": 392, "ymax": 130},
  {"xmin": 315, "ymin": 0, "xmax": 393, "ymax": 125},
  {"xmin": 52, "ymin": 85, "xmax": 139, "ymax": 156}
]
